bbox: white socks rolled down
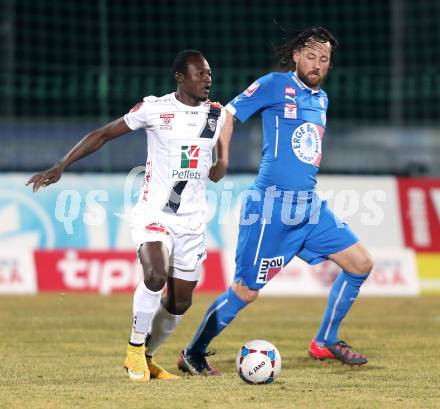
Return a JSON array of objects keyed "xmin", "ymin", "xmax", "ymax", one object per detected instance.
[
  {"xmin": 146, "ymin": 303, "xmax": 182, "ymax": 356},
  {"xmin": 130, "ymin": 282, "xmax": 162, "ymax": 345}
]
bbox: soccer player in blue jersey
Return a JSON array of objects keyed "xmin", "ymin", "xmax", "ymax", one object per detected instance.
[{"xmin": 178, "ymin": 27, "xmax": 373, "ymax": 374}]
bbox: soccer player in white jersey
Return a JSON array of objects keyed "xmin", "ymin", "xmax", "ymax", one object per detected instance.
[{"xmin": 27, "ymin": 50, "xmax": 233, "ymax": 381}]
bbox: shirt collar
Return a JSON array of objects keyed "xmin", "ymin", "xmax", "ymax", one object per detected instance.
[
  {"xmin": 171, "ymin": 92, "xmax": 206, "ymax": 110},
  {"xmin": 291, "ymin": 71, "xmax": 321, "ymax": 95}
]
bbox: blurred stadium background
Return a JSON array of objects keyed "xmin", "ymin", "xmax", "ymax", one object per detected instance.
[
  {"xmin": 1, "ymin": 2, "xmax": 440, "ymax": 407},
  {"xmin": 0, "ymin": 0, "xmax": 439, "ymax": 293},
  {"xmin": 0, "ymin": 0, "xmax": 439, "ymax": 291},
  {"xmin": 1, "ymin": 0, "xmax": 440, "ymax": 174}
]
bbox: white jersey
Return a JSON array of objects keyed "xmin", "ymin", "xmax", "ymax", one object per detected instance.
[{"xmin": 124, "ymin": 92, "xmax": 226, "ymax": 220}]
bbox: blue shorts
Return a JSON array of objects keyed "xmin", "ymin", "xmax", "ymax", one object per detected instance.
[{"xmin": 234, "ymin": 188, "xmax": 359, "ymax": 290}]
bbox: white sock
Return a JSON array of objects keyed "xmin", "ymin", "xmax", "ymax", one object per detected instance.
[
  {"xmin": 129, "ymin": 282, "xmax": 163, "ymax": 345},
  {"xmin": 146, "ymin": 302, "xmax": 182, "ymax": 356}
]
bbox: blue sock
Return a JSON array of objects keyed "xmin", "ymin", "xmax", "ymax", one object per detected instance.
[
  {"xmin": 187, "ymin": 287, "xmax": 247, "ymax": 354},
  {"xmin": 315, "ymin": 271, "xmax": 369, "ymax": 346}
]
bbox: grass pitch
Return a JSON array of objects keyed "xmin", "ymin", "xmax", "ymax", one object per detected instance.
[{"xmin": 1, "ymin": 293, "xmax": 439, "ymax": 409}]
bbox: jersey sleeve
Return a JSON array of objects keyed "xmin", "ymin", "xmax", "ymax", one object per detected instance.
[
  {"xmin": 225, "ymin": 73, "xmax": 274, "ymax": 122},
  {"xmin": 217, "ymin": 106, "xmax": 227, "ymax": 131},
  {"xmin": 123, "ymin": 97, "xmax": 154, "ymax": 130}
]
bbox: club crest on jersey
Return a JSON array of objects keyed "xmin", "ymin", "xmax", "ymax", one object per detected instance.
[
  {"xmin": 291, "ymin": 123, "xmax": 323, "ymax": 166},
  {"xmin": 284, "ymin": 103, "xmax": 297, "ymax": 119},
  {"xmin": 256, "ymin": 256, "xmax": 284, "ymax": 284},
  {"xmin": 243, "ymin": 81, "xmax": 260, "ymax": 97},
  {"xmin": 207, "ymin": 118, "xmax": 217, "ymax": 132}
]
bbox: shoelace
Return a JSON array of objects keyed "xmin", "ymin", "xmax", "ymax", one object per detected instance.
[
  {"xmin": 336, "ymin": 341, "xmax": 361, "ymax": 359},
  {"xmin": 189, "ymin": 351, "xmax": 216, "ymax": 370}
]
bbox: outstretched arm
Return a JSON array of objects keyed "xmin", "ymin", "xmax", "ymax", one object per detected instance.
[
  {"xmin": 209, "ymin": 110, "xmax": 235, "ymax": 182},
  {"xmin": 26, "ymin": 117, "xmax": 131, "ymax": 192}
]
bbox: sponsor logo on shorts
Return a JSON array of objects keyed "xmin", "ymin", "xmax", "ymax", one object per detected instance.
[
  {"xmin": 243, "ymin": 81, "xmax": 260, "ymax": 97},
  {"xmin": 256, "ymin": 256, "xmax": 284, "ymax": 284},
  {"xmin": 145, "ymin": 222, "xmax": 170, "ymax": 236}
]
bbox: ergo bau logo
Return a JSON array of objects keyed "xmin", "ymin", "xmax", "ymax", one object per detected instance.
[{"xmin": 171, "ymin": 145, "xmax": 202, "ymax": 180}]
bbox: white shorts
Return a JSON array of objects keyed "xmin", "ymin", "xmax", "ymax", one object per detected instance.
[{"xmin": 130, "ymin": 203, "xmax": 207, "ymax": 282}]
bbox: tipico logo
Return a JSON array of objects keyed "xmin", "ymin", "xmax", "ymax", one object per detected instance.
[{"xmin": 180, "ymin": 145, "xmax": 200, "ymax": 169}]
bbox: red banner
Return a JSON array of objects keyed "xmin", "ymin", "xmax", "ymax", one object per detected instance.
[
  {"xmin": 34, "ymin": 250, "xmax": 226, "ymax": 294},
  {"xmin": 397, "ymin": 178, "xmax": 440, "ymax": 252}
]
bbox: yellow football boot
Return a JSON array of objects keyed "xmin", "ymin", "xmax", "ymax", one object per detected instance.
[
  {"xmin": 146, "ymin": 355, "xmax": 179, "ymax": 380},
  {"xmin": 124, "ymin": 343, "xmax": 150, "ymax": 382}
]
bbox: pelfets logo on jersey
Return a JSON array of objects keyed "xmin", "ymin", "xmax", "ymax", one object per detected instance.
[
  {"xmin": 291, "ymin": 123, "xmax": 324, "ymax": 166},
  {"xmin": 256, "ymin": 256, "xmax": 284, "ymax": 284},
  {"xmin": 170, "ymin": 145, "xmax": 202, "ymax": 180}
]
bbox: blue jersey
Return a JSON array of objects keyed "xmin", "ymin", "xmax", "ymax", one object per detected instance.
[{"xmin": 226, "ymin": 71, "xmax": 328, "ymax": 193}]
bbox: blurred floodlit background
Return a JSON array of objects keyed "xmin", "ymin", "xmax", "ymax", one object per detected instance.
[
  {"xmin": 1, "ymin": 0, "xmax": 439, "ymax": 175},
  {"xmin": 0, "ymin": 1, "xmax": 439, "ymax": 295}
]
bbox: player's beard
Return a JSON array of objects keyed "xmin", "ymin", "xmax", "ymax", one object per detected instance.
[{"xmin": 297, "ymin": 67, "xmax": 326, "ymax": 89}]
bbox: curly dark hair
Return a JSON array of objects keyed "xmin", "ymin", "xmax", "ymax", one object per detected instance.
[{"xmin": 276, "ymin": 27, "xmax": 338, "ymax": 71}]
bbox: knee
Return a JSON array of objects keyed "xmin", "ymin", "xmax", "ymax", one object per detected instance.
[
  {"xmin": 144, "ymin": 269, "xmax": 168, "ymax": 292},
  {"xmin": 138, "ymin": 244, "xmax": 169, "ymax": 291},
  {"xmin": 232, "ymin": 282, "xmax": 259, "ymax": 303},
  {"xmin": 353, "ymin": 253, "xmax": 374, "ymax": 275},
  {"xmin": 165, "ymin": 298, "xmax": 192, "ymax": 315}
]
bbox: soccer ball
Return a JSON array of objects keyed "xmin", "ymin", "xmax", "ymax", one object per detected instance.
[{"xmin": 236, "ymin": 339, "xmax": 281, "ymax": 384}]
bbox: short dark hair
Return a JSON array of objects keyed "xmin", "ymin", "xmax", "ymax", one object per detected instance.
[
  {"xmin": 172, "ymin": 49, "xmax": 205, "ymax": 75},
  {"xmin": 276, "ymin": 27, "xmax": 338, "ymax": 71}
]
